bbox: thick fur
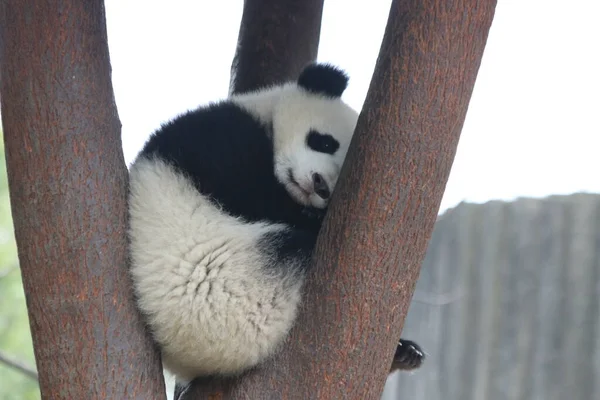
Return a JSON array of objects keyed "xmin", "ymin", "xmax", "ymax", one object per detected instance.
[
  {"xmin": 128, "ymin": 63, "xmax": 424, "ymax": 383},
  {"xmin": 297, "ymin": 63, "xmax": 349, "ymax": 98},
  {"xmin": 391, "ymin": 339, "xmax": 425, "ymax": 372},
  {"xmin": 231, "ymin": 74, "xmax": 357, "ymax": 210}
]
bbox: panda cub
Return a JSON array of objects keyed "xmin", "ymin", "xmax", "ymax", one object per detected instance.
[{"xmin": 127, "ymin": 63, "xmax": 424, "ymax": 383}]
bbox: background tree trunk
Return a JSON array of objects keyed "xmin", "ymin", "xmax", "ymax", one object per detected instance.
[
  {"xmin": 0, "ymin": 1, "xmax": 166, "ymax": 399},
  {"xmin": 182, "ymin": 0, "xmax": 496, "ymax": 399},
  {"xmin": 229, "ymin": 0, "xmax": 325, "ymax": 95}
]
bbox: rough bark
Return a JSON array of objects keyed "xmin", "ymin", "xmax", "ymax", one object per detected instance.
[
  {"xmin": 181, "ymin": 0, "xmax": 496, "ymax": 398},
  {"xmin": 229, "ymin": 0, "xmax": 324, "ymax": 95},
  {"xmin": 0, "ymin": 1, "xmax": 166, "ymax": 399},
  {"xmin": 282, "ymin": 0, "xmax": 495, "ymax": 393}
]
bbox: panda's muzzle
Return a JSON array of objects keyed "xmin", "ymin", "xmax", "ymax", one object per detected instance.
[{"xmin": 312, "ymin": 173, "xmax": 330, "ymax": 200}]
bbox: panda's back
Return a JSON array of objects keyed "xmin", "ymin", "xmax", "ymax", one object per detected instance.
[
  {"xmin": 127, "ymin": 101, "xmax": 316, "ymax": 380},
  {"xmin": 138, "ymin": 101, "xmax": 322, "ymax": 230}
]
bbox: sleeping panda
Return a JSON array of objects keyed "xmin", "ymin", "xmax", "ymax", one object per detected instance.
[{"xmin": 127, "ymin": 63, "xmax": 424, "ymax": 384}]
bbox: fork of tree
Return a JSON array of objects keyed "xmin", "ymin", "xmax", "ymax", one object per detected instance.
[{"xmin": 0, "ymin": 0, "xmax": 496, "ymax": 398}]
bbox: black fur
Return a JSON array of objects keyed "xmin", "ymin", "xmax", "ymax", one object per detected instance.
[
  {"xmin": 391, "ymin": 339, "xmax": 425, "ymax": 372},
  {"xmin": 257, "ymin": 228, "xmax": 317, "ymax": 273},
  {"xmin": 139, "ymin": 101, "xmax": 323, "ymax": 233},
  {"xmin": 306, "ymin": 130, "xmax": 340, "ymax": 155},
  {"xmin": 297, "ymin": 63, "xmax": 349, "ymax": 98}
]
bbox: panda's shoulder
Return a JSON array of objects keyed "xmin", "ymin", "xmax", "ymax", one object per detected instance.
[
  {"xmin": 138, "ymin": 100, "xmax": 269, "ymax": 161},
  {"xmin": 131, "ymin": 99, "xmax": 288, "ymax": 224}
]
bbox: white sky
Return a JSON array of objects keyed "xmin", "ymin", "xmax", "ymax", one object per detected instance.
[{"xmin": 105, "ymin": 0, "xmax": 600, "ymax": 214}]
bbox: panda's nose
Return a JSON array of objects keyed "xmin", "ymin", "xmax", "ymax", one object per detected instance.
[{"xmin": 312, "ymin": 173, "xmax": 330, "ymax": 199}]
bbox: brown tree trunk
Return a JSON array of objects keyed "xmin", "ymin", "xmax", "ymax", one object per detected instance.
[
  {"xmin": 229, "ymin": 0, "xmax": 325, "ymax": 95},
  {"xmin": 181, "ymin": 0, "xmax": 496, "ymax": 399},
  {"xmin": 0, "ymin": 1, "xmax": 166, "ymax": 399}
]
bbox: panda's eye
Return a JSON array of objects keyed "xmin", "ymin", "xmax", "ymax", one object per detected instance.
[{"xmin": 306, "ymin": 130, "xmax": 340, "ymax": 155}]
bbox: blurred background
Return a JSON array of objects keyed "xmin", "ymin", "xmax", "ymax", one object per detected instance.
[{"xmin": 1, "ymin": 0, "xmax": 598, "ymax": 399}]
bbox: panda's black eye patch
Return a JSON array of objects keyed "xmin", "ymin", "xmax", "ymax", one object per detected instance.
[{"xmin": 306, "ymin": 130, "xmax": 340, "ymax": 155}]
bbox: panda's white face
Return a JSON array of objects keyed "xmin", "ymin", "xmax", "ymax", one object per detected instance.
[
  {"xmin": 272, "ymin": 88, "xmax": 358, "ymax": 209},
  {"xmin": 230, "ymin": 63, "xmax": 358, "ymax": 209}
]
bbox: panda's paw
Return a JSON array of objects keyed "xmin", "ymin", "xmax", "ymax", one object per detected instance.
[{"xmin": 390, "ymin": 338, "xmax": 425, "ymax": 372}]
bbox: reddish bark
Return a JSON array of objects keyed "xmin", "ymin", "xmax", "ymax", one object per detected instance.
[
  {"xmin": 229, "ymin": 0, "xmax": 325, "ymax": 94},
  {"xmin": 0, "ymin": 1, "xmax": 166, "ymax": 399},
  {"xmin": 182, "ymin": 0, "xmax": 496, "ymax": 398}
]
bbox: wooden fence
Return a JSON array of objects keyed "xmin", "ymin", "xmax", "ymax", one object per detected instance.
[{"xmin": 383, "ymin": 193, "xmax": 600, "ymax": 400}]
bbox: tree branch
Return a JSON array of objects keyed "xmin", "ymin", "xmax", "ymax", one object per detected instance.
[
  {"xmin": 229, "ymin": 0, "xmax": 324, "ymax": 94},
  {"xmin": 183, "ymin": 0, "xmax": 496, "ymax": 398},
  {"xmin": 0, "ymin": 350, "xmax": 38, "ymax": 381},
  {"xmin": 0, "ymin": 1, "xmax": 166, "ymax": 398}
]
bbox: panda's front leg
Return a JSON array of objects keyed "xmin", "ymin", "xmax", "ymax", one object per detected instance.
[
  {"xmin": 390, "ymin": 338, "xmax": 425, "ymax": 372},
  {"xmin": 258, "ymin": 225, "xmax": 319, "ymax": 272}
]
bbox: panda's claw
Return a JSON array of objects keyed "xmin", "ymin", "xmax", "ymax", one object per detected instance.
[{"xmin": 390, "ymin": 338, "xmax": 425, "ymax": 372}]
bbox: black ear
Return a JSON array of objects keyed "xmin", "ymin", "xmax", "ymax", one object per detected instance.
[{"xmin": 297, "ymin": 63, "xmax": 349, "ymax": 98}]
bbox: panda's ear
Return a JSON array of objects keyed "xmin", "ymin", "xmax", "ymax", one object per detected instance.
[{"xmin": 297, "ymin": 63, "xmax": 349, "ymax": 98}]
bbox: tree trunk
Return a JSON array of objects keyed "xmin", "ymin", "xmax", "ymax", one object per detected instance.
[
  {"xmin": 181, "ymin": 0, "xmax": 496, "ymax": 399},
  {"xmin": 229, "ymin": 0, "xmax": 325, "ymax": 95},
  {"xmin": 0, "ymin": 1, "xmax": 166, "ymax": 399}
]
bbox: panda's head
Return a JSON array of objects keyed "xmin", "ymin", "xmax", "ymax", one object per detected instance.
[{"xmin": 271, "ymin": 63, "xmax": 358, "ymax": 209}]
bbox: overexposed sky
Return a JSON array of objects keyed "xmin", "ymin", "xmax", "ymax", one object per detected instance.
[{"xmin": 105, "ymin": 0, "xmax": 600, "ymax": 214}]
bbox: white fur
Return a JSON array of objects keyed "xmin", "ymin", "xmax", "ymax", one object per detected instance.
[
  {"xmin": 232, "ymin": 84, "xmax": 359, "ymax": 209},
  {"xmin": 129, "ymin": 157, "xmax": 304, "ymax": 380},
  {"xmin": 128, "ymin": 75, "xmax": 358, "ymax": 382}
]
